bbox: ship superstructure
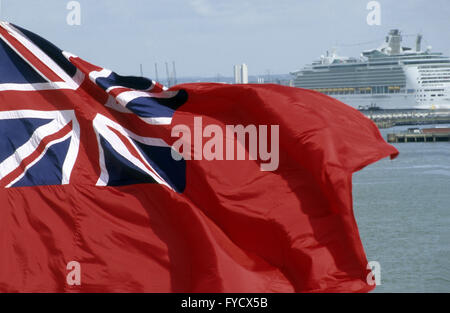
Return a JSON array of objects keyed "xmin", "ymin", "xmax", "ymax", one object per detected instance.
[{"xmin": 291, "ymin": 30, "xmax": 450, "ymax": 109}]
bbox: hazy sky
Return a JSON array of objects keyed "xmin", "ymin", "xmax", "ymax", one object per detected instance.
[{"xmin": 1, "ymin": 0, "xmax": 449, "ymax": 78}]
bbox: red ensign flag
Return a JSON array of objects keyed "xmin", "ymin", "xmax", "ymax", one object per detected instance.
[{"xmin": 0, "ymin": 22, "xmax": 397, "ymax": 292}]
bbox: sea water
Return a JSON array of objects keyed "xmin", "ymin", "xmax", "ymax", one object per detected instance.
[{"xmin": 353, "ymin": 124, "xmax": 450, "ymax": 292}]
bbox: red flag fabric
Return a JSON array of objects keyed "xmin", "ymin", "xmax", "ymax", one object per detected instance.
[{"xmin": 0, "ymin": 22, "xmax": 398, "ymax": 292}]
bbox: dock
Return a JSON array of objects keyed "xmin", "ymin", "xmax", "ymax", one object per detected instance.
[
  {"xmin": 387, "ymin": 127, "xmax": 450, "ymax": 143},
  {"xmin": 360, "ymin": 109, "xmax": 450, "ymax": 129}
]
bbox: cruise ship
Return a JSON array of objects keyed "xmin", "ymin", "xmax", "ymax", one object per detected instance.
[{"xmin": 291, "ymin": 30, "xmax": 450, "ymax": 110}]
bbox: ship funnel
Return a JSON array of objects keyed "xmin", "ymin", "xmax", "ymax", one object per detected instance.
[
  {"xmin": 387, "ymin": 29, "xmax": 402, "ymax": 54},
  {"xmin": 416, "ymin": 34, "xmax": 422, "ymax": 52}
]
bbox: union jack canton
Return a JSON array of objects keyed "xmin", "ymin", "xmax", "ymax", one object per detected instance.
[{"xmin": 0, "ymin": 21, "xmax": 186, "ymax": 192}]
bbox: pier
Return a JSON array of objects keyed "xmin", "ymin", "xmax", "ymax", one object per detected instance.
[
  {"xmin": 360, "ymin": 109, "xmax": 450, "ymax": 129},
  {"xmin": 387, "ymin": 127, "xmax": 450, "ymax": 143}
]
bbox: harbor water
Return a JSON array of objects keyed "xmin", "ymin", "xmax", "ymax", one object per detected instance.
[{"xmin": 353, "ymin": 124, "xmax": 450, "ymax": 292}]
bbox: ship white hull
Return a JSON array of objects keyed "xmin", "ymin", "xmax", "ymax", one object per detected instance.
[{"xmin": 331, "ymin": 93, "xmax": 450, "ymax": 110}]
